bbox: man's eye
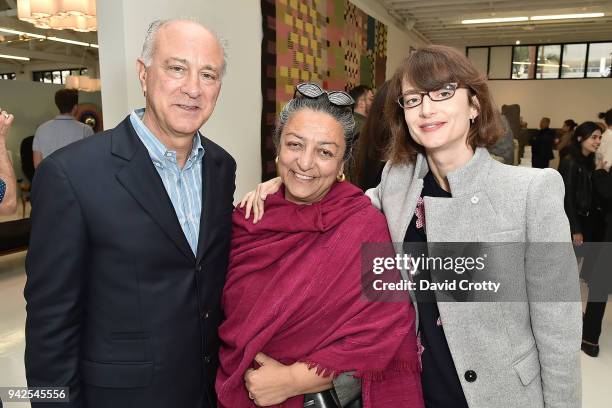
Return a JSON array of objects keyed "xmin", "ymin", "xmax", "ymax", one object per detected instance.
[
  {"xmin": 201, "ymin": 72, "xmax": 218, "ymax": 81},
  {"xmin": 169, "ymin": 66, "xmax": 185, "ymax": 73}
]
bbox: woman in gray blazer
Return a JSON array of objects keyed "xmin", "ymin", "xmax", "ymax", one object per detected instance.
[
  {"xmin": 364, "ymin": 45, "xmax": 581, "ymax": 408},
  {"xmin": 241, "ymin": 46, "xmax": 581, "ymax": 408}
]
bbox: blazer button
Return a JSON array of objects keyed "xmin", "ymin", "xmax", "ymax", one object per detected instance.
[
  {"xmin": 197, "ymin": 265, "xmax": 202, "ymax": 272},
  {"xmin": 202, "ymin": 310, "xmax": 209, "ymax": 319},
  {"xmin": 464, "ymin": 370, "xmax": 477, "ymax": 382},
  {"xmin": 203, "ymin": 355, "xmax": 211, "ymax": 364},
  {"xmin": 470, "ymin": 195, "xmax": 479, "ymax": 204}
]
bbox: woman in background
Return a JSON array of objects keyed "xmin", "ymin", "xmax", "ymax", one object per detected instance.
[
  {"xmin": 558, "ymin": 119, "xmax": 578, "ymax": 158},
  {"xmin": 354, "ymin": 81, "xmax": 391, "ymax": 191},
  {"xmin": 558, "ymin": 122, "xmax": 603, "ymax": 246}
]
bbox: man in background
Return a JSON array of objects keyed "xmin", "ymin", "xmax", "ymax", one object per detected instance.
[
  {"xmin": 346, "ymin": 85, "xmax": 373, "ymax": 183},
  {"xmin": 348, "ymin": 85, "xmax": 373, "ymax": 138},
  {"xmin": 32, "ymin": 89, "xmax": 93, "ymax": 168},
  {"xmin": 531, "ymin": 117, "xmax": 556, "ymax": 168}
]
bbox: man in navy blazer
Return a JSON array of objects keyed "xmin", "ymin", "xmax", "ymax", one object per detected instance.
[{"xmin": 25, "ymin": 19, "xmax": 235, "ymax": 408}]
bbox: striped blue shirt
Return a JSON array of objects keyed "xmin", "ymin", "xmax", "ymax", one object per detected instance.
[{"xmin": 130, "ymin": 108, "xmax": 204, "ymax": 255}]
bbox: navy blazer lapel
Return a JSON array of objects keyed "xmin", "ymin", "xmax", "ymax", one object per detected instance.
[
  {"xmin": 112, "ymin": 117, "xmax": 195, "ymax": 262},
  {"xmin": 195, "ymin": 136, "xmax": 221, "ymax": 264}
]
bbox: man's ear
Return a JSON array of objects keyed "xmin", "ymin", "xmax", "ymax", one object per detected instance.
[{"xmin": 136, "ymin": 58, "xmax": 147, "ymax": 96}]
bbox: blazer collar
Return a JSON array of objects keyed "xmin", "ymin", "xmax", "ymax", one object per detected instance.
[
  {"xmin": 112, "ymin": 116, "xmax": 195, "ymax": 261},
  {"xmin": 413, "ymin": 147, "xmax": 492, "ymax": 197}
]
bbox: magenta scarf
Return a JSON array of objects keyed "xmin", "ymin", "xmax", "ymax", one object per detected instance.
[{"xmin": 216, "ymin": 182, "xmax": 423, "ymax": 408}]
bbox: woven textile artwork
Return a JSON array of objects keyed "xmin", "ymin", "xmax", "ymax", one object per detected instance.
[{"xmin": 260, "ymin": 0, "xmax": 388, "ymax": 180}]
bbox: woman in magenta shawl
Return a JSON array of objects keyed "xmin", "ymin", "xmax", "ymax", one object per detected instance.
[{"xmin": 215, "ymin": 84, "xmax": 423, "ymax": 408}]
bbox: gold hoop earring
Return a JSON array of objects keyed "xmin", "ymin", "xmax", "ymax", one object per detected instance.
[
  {"xmin": 337, "ymin": 173, "xmax": 346, "ymax": 182},
  {"xmin": 275, "ymin": 156, "xmax": 279, "ymax": 164}
]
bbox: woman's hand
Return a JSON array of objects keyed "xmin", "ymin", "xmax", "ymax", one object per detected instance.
[
  {"xmin": 0, "ymin": 108, "xmax": 14, "ymax": 140},
  {"xmin": 244, "ymin": 353, "xmax": 297, "ymax": 406},
  {"xmin": 595, "ymin": 153, "xmax": 610, "ymax": 172},
  {"xmin": 238, "ymin": 177, "xmax": 282, "ymax": 223},
  {"xmin": 572, "ymin": 233, "xmax": 584, "ymax": 246},
  {"xmin": 244, "ymin": 353, "xmax": 333, "ymax": 406}
]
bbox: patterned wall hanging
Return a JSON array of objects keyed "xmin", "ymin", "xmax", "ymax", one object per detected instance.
[{"xmin": 260, "ymin": 0, "xmax": 388, "ymax": 181}]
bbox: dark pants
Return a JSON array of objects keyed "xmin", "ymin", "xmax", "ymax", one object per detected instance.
[
  {"xmin": 583, "ymin": 301, "xmax": 607, "ymax": 344},
  {"xmin": 531, "ymin": 157, "xmax": 550, "ymax": 169}
]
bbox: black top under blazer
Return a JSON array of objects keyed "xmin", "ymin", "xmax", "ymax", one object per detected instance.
[{"xmin": 24, "ymin": 116, "xmax": 236, "ymax": 408}]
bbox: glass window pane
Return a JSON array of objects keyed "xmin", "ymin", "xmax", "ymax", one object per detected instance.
[
  {"xmin": 489, "ymin": 46, "xmax": 512, "ymax": 79},
  {"xmin": 9, "ymin": 73, "xmax": 15, "ymax": 80},
  {"xmin": 43, "ymin": 72, "xmax": 53, "ymax": 83},
  {"xmin": 536, "ymin": 45, "xmax": 561, "ymax": 79},
  {"xmin": 80, "ymin": 68, "xmax": 88, "ymax": 75},
  {"xmin": 467, "ymin": 47, "xmax": 488, "ymax": 76},
  {"xmin": 52, "ymin": 71, "xmax": 62, "ymax": 84},
  {"xmin": 61, "ymin": 70, "xmax": 70, "ymax": 84},
  {"xmin": 33, "ymin": 72, "xmax": 41, "ymax": 82},
  {"xmin": 512, "ymin": 46, "xmax": 536, "ymax": 79},
  {"xmin": 587, "ymin": 42, "xmax": 612, "ymax": 78},
  {"xmin": 561, "ymin": 44, "xmax": 587, "ymax": 78}
]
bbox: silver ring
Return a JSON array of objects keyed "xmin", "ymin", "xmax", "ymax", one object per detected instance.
[{"xmin": 2, "ymin": 112, "xmax": 8, "ymax": 119}]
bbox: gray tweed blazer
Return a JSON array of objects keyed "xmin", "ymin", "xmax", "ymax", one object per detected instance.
[{"xmin": 364, "ymin": 147, "xmax": 581, "ymax": 408}]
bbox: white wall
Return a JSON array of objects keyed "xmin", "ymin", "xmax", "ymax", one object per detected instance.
[
  {"xmin": 349, "ymin": 0, "xmax": 428, "ymax": 78},
  {"xmin": 488, "ymin": 79, "xmax": 612, "ymax": 128},
  {"xmin": 0, "ymin": 79, "xmax": 101, "ymax": 180},
  {"xmin": 97, "ymin": 0, "xmax": 262, "ymax": 201}
]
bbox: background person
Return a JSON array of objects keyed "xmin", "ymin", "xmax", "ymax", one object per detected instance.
[
  {"xmin": 32, "ymin": 89, "xmax": 94, "ymax": 168},
  {"xmin": 557, "ymin": 119, "xmax": 578, "ymax": 158},
  {"xmin": 348, "ymin": 84, "xmax": 373, "ymax": 137},
  {"xmin": 530, "ymin": 117, "xmax": 555, "ymax": 168},
  {"xmin": 0, "ymin": 107, "xmax": 17, "ymax": 215},
  {"xmin": 558, "ymin": 122, "xmax": 603, "ymax": 247},
  {"xmin": 585, "ymin": 150, "xmax": 612, "ymax": 358},
  {"xmin": 217, "ymin": 83, "xmax": 423, "ymax": 408},
  {"xmin": 595, "ymin": 109, "xmax": 612, "ymax": 165},
  {"xmin": 354, "ymin": 80, "xmax": 391, "ymax": 191}
]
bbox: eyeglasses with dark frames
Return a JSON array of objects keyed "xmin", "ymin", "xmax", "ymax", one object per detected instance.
[
  {"xmin": 294, "ymin": 82, "xmax": 355, "ymax": 109},
  {"xmin": 397, "ymin": 83, "xmax": 467, "ymax": 109}
]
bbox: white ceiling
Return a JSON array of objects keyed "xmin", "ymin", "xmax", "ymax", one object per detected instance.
[
  {"xmin": 1, "ymin": 0, "xmax": 611, "ymax": 67},
  {"xmin": 379, "ymin": 0, "xmax": 612, "ymax": 46}
]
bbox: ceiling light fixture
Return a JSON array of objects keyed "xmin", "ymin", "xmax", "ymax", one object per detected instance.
[
  {"xmin": 0, "ymin": 53, "xmax": 30, "ymax": 61},
  {"xmin": 17, "ymin": 0, "xmax": 97, "ymax": 32},
  {"xmin": 530, "ymin": 13, "xmax": 604, "ymax": 21},
  {"xmin": 462, "ymin": 17, "xmax": 529, "ymax": 24}
]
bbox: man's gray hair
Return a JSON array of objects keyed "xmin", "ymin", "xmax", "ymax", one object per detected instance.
[
  {"xmin": 273, "ymin": 96, "xmax": 356, "ymax": 161},
  {"xmin": 140, "ymin": 18, "xmax": 228, "ymax": 76}
]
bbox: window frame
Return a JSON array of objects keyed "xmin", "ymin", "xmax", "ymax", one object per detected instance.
[
  {"xmin": 466, "ymin": 40, "xmax": 612, "ymax": 80},
  {"xmin": 32, "ymin": 67, "xmax": 88, "ymax": 84}
]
